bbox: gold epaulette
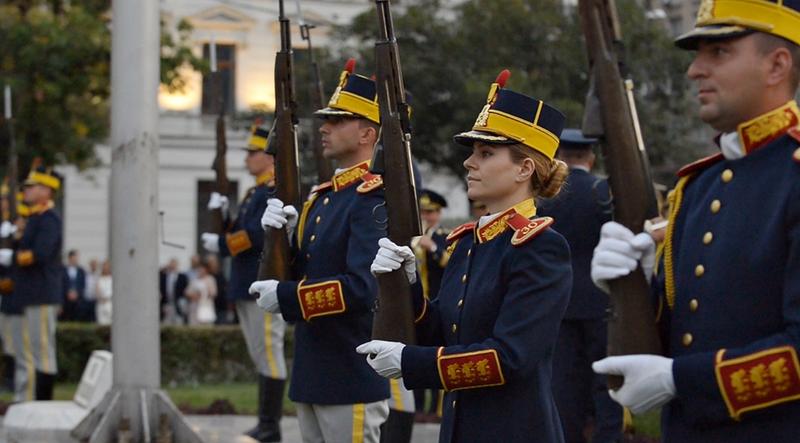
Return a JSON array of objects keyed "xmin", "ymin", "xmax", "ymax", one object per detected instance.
[
  {"xmin": 676, "ymin": 153, "xmax": 725, "ymax": 177},
  {"xmin": 356, "ymin": 173, "xmax": 383, "ymax": 194},
  {"xmin": 446, "ymin": 223, "xmax": 475, "ymax": 243},
  {"xmin": 310, "ymin": 181, "xmax": 333, "ymax": 196},
  {"xmin": 506, "ymin": 214, "xmax": 553, "ymax": 246}
]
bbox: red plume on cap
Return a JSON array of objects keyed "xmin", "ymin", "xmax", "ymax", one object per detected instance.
[
  {"xmin": 344, "ymin": 58, "xmax": 356, "ymax": 74},
  {"xmin": 495, "ymin": 69, "xmax": 511, "ymax": 87}
]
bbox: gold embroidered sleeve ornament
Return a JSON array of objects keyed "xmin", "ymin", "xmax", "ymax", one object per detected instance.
[
  {"xmin": 225, "ymin": 230, "xmax": 253, "ymax": 256},
  {"xmin": 437, "ymin": 348, "xmax": 506, "ymax": 391},
  {"xmin": 715, "ymin": 346, "xmax": 800, "ymax": 420},
  {"xmin": 296, "ymin": 280, "xmax": 346, "ymax": 321}
]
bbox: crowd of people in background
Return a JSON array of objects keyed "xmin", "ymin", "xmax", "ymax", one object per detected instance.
[
  {"xmin": 158, "ymin": 253, "xmax": 233, "ymax": 326},
  {"xmin": 60, "ymin": 249, "xmax": 113, "ymax": 325},
  {"xmin": 60, "ymin": 250, "xmax": 235, "ymax": 327}
]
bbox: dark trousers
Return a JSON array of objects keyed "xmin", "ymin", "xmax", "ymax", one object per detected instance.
[{"xmin": 552, "ymin": 318, "xmax": 622, "ymax": 443}]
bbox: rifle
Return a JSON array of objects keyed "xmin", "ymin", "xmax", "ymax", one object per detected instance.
[
  {"xmin": 257, "ymin": 0, "xmax": 301, "ymax": 281},
  {"xmin": 370, "ymin": 0, "xmax": 421, "ymax": 344},
  {"xmin": 295, "ymin": 0, "xmax": 334, "ymax": 183},
  {"xmin": 2, "ymin": 85, "xmax": 17, "ymax": 250},
  {"xmin": 209, "ymin": 42, "xmax": 230, "ymax": 235},
  {"xmin": 577, "ymin": 0, "xmax": 662, "ymax": 388}
]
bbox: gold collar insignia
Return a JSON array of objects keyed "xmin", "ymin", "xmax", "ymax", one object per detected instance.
[
  {"xmin": 256, "ymin": 171, "xmax": 275, "ymax": 186},
  {"xmin": 737, "ymin": 100, "xmax": 800, "ymax": 154},
  {"xmin": 476, "ymin": 199, "xmax": 537, "ymax": 244},
  {"xmin": 332, "ymin": 161, "xmax": 371, "ymax": 192}
]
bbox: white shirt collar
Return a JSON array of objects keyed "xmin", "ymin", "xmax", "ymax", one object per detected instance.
[{"xmin": 719, "ymin": 132, "xmax": 745, "ymax": 160}]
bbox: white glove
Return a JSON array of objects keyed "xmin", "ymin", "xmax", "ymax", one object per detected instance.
[
  {"xmin": 261, "ymin": 198, "xmax": 299, "ymax": 238},
  {"xmin": 200, "ymin": 232, "xmax": 220, "ymax": 253},
  {"xmin": 592, "ymin": 354, "xmax": 676, "ymax": 415},
  {"xmin": 0, "ymin": 221, "xmax": 17, "ymax": 239},
  {"xmin": 356, "ymin": 340, "xmax": 406, "ymax": 379},
  {"xmin": 371, "ymin": 237, "xmax": 417, "ymax": 284},
  {"xmin": 207, "ymin": 192, "xmax": 230, "ymax": 214},
  {"xmin": 0, "ymin": 249, "xmax": 13, "ymax": 267},
  {"xmin": 249, "ymin": 279, "xmax": 281, "ymax": 313},
  {"xmin": 591, "ymin": 221, "xmax": 656, "ymax": 293}
]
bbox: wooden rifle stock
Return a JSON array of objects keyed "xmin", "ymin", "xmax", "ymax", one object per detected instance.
[
  {"xmin": 577, "ymin": 0, "xmax": 662, "ymax": 389},
  {"xmin": 210, "ymin": 71, "xmax": 229, "ymax": 235},
  {"xmin": 2, "ymin": 85, "xmax": 18, "ymax": 251},
  {"xmin": 370, "ymin": 0, "xmax": 421, "ymax": 344},
  {"xmin": 297, "ymin": 14, "xmax": 335, "ymax": 183},
  {"xmin": 257, "ymin": 0, "xmax": 301, "ymax": 281}
]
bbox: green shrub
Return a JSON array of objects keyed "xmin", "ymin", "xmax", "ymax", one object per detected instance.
[{"xmin": 51, "ymin": 323, "xmax": 292, "ymax": 385}]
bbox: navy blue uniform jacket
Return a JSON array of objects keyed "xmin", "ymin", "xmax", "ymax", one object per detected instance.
[
  {"xmin": 276, "ymin": 162, "xmax": 389, "ymax": 405},
  {"xmin": 218, "ymin": 174, "xmax": 272, "ymax": 302},
  {"xmin": 415, "ymin": 226, "xmax": 449, "ymax": 301},
  {"xmin": 539, "ymin": 168, "xmax": 611, "ymax": 319},
  {"xmin": 402, "ymin": 201, "xmax": 572, "ymax": 442},
  {"xmin": 14, "ymin": 205, "xmax": 63, "ymax": 306},
  {"xmin": 654, "ymin": 101, "xmax": 800, "ymax": 442},
  {"xmin": 0, "ymin": 265, "xmax": 23, "ymax": 315}
]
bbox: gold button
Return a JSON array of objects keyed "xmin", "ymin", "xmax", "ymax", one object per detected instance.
[
  {"xmin": 451, "ymin": 324, "xmax": 457, "ymax": 333},
  {"xmin": 315, "ymin": 216, "xmax": 321, "ymax": 224},
  {"xmin": 695, "ymin": 265, "xmax": 705, "ymax": 277},
  {"xmin": 682, "ymin": 333, "xmax": 693, "ymax": 347},
  {"xmin": 457, "ymin": 299, "xmax": 463, "ymax": 308},
  {"xmin": 710, "ymin": 199, "xmax": 721, "ymax": 214},
  {"xmin": 323, "ymin": 197, "xmax": 330, "ymax": 205},
  {"xmin": 461, "ymin": 274, "xmax": 467, "ymax": 283},
  {"xmin": 794, "ymin": 148, "xmax": 800, "ymax": 162},
  {"xmin": 721, "ymin": 169, "xmax": 733, "ymax": 183},
  {"xmin": 689, "ymin": 299, "xmax": 699, "ymax": 312},
  {"xmin": 310, "ymin": 234, "xmax": 316, "ymax": 242},
  {"xmin": 703, "ymin": 232, "xmax": 713, "ymax": 245}
]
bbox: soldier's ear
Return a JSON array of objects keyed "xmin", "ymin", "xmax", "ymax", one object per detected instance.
[
  {"xmin": 764, "ymin": 45, "xmax": 793, "ymax": 89},
  {"xmin": 515, "ymin": 157, "xmax": 535, "ymax": 183}
]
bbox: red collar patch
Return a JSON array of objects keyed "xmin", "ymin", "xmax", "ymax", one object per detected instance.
[
  {"xmin": 677, "ymin": 153, "xmax": 725, "ymax": 178},
  {"xmin": 446, "ymin": 222, "xmax": 475, "ymax": 243}
]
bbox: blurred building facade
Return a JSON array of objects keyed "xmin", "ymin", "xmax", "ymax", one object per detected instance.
[{"xmin": 57, "ymin": 0, "xmax": 468, "ymax": 268}]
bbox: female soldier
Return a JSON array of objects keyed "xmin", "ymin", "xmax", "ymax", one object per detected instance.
[{"xmin": 357, "ymin": 70, "xmax": 573, "ymax": 442}]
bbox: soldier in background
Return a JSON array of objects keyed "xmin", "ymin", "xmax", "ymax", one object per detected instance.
[
  {"xmin": 0, "ymin": 189, "xmax": 30, "ymax": 401},
  {"xmin": 469, "ymin": 200, "xmax": 487, "ymax": 219},
  {"xmin": 410, "ymin": 189, "xmax": 450, "ymax": 424},
  {"xmin": 538, "ymin": 129, "xmax": 621, "ymax": 443},
  {"xmin": 201, "ymin": 126, "xmax": 286, "ymax": 442},
  {"xmin": 0, "ymin": 165, "xmax": 63, "ymax": 400}
]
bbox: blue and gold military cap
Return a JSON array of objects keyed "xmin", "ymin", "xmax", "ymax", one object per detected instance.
[
  {"xmin": 23, "ymin": 165, "xmax": 61, "ymax": 191},
  {"xmin": 675, "ymin": 0, "xmax": 800, "ymax": 49},
  {"xmin": 314, "ymin": 59, "xmax": 380, "ymax": 124},
  {"xmin": 453, "ymin": 70, "xmax": 566, "ymax": 160},
  {"xmin": 245, "ymin": 124, "xmax": 274, "ymax": 154},
  {"xmin": 558, "ymin": 128, "xmax": 598, "ymax": 151},
  {"xmin": 419, "ymin": 189, "xmax": 448, "ymax": 211}
]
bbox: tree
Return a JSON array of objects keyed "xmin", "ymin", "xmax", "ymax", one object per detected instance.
[
  {"xmin": 0, "ymin": 0, "xmax": 204, "ymax": 172},
  {"xmin": 330, "ymin": 0, "xmax": 709, "ymax": 183}
]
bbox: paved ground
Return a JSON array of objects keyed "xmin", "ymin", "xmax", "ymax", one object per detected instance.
[
  {"xmin": 0, "ymin": 415, "xmax": 440, "ymax": 443},
  {"xmin": 185, "ymin": 415, "xmax": 440, "ymax": 443}
]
